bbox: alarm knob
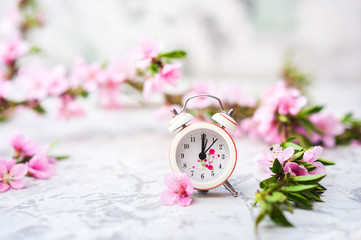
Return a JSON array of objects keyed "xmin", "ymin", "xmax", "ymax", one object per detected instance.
[
  {"xmin": 168, "ymin": 112, "xmax": 194, "ymax": 132},
  {"xmin": 211, "ymin": 112, "xmax": 237, "ymax": 132}
]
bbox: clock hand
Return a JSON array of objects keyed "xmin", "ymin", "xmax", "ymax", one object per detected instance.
[
  {"xmin": 205, "ymin": 138, "xmax": 218, "ymax": 153},
  {"xmin": 199, "ymin": 134, "xmax": 207, "ymax": 160},
  {"xmin": 201, "ymin": 133, "xmax": 206, "ymax": 152}
]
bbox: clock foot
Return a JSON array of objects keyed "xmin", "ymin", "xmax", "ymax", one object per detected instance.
[
  {"xmin": 223, "ymin": 180, "xmax": 238, "ymax": 197},
  {"xmin": 197, "ymin": 190, "xmax": 209, "ymax": 194}
]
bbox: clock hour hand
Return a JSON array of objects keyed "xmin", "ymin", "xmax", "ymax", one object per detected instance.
[
  {"xmin": 205, "ymin": 138, "xmax": 218, "ymax": 153},
  {"xmin": 199, "ymin": 134, "xmax": 207, "ymax": 160}
]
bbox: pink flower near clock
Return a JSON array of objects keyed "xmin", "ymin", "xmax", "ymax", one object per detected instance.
[
  {"xmin": 27, "ymin": 154, "xmax": 56, "ymax": 179},
  {"xmin": 8, "ymin": 131, "xmax": 38, "ymax": 157},
  {"xmin": 209, "ymin": 149, "xmax": 215, "ymax": 155},
  {"xmin": 0, "ymin": 158, "xmax": 28, "ymax": 192},
  {"xmin": 161, "ymin": 173, "xmax": 193, "ymax": 207}
]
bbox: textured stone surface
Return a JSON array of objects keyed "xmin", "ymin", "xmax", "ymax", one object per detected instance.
[{"xmin": 0, "ymin": 107, "xmax": 361, "ymax": 240}]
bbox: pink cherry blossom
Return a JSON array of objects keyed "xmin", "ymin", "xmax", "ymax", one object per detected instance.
[
  {"xmin": 284, "ymin": 162, "xmax": 307, "ymax": 176},
  {"xmin": 0, "ymin": 36, "xmax": 29, "ymax": 65},
  {"xmin": 57, "ymin": 94, "xmax": 85, "ymax": 119},
  {"xmin": 142, "ymin": 75, "xmax": 164, "ymax": 101},
  {"xmin": 8, "ymin": 131, "xmax": 39, "ymax": 157},
  {"xmin": 302, "ymin": 146, "xmax": 323, "ymax": 163},
  {"xmin": 158, "ymin": 63, "xmax": 183, "ymax": 87},
  {"xmin": 258, "ymin": 144, "xmax": 294, "ymax": 167},
  {"xmin": 69, "ymin": 57, "xmax": 103, "ymax": 91},
  {"xmin": 96, "ymin": 59, "xmax": 135, "ymax": 109},
  {"xmin": 302, "ymin": 146, "xmax": 326, "ymax": 175},
  {"xmin": 182, "ymin": 80, "xmax": 216, "ymax": 109},
  {"xmin": 160, "ymin": 173, "xmax": 193, "ymax": 207},
  {"xmin": 244, "ymin": 106, "xmax": 282, "ymax": 144},
  {"xmin": 261, "ymin": 81, "xmax": 307, "ymax": 116},
  {"xmin": 27, "ymin": 154, "xmax": 56, "ymax": 179},
  {"xmin": 309, "ymin": 113, "xmax": 345, "ymax": 148},
  {"xmin": 16, "ymin": 65, "xmax": 51, "ymax": 100},
  {"xmin": 47, "ymin": 65, "xmax": 69, "ymax": 96},
  {"xmin": 137, "ymin": 38, "xmax": 162, "ymax": 60},
  {"xmin": 0, "ymin": 158, "xmax": 28, "ymax": 192}
]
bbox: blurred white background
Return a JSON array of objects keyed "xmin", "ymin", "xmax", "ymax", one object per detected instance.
[{"xmin": 1, "ymin": 0, "xmax": 360, "ymax": 110}]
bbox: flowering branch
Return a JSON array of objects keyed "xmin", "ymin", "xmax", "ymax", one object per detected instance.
[{"xmin": 254, "ymin": 137, "xmax": 332, "ymax": 231}]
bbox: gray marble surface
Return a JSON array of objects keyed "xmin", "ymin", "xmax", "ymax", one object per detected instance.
[{"xmin": 0, "ymin": 106, "xmax": 361, "ymax": 240}]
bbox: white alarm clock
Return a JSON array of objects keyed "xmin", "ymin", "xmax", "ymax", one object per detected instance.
[{"xmin": 168, "ymin": 94, "xmax": 238, "ymax": 197}]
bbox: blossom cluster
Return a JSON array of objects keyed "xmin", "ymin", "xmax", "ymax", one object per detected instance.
[
  {"xmin": 254, "ymin": 138, "xmax": 331, "ymax": 229},
  {"xmin": 0, "ymin": 131, "xmax": 64, "ymax": 193},
  {"xmin": 259, "ymin": 142, "xmax": 326, "ymax": 177},
  {"xmin": 0, "ymin": 1, "xmax": 185, "ymax": 121},
  {"xmin": 241, "ymin": 81, "xmax": 346, "ymax": 147}
]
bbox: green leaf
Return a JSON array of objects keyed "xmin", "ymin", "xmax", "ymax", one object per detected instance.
[
  {"xmin": 270, "ymin": 204, "xmax": 293, "ymax": 227},
  {"xmin": 255, "ymin": 199, "xmax": 267, "ymax": 228},
  {"xmin": 291, "ymin": 151, "xmax": 304, "ymax": 161},
  {"xmin": 281, "ymin": 184, "xmax": 318, "ymax": 193},
  {"xmin": 32, "ymin": 104, "xmax": 46, "ymax": 114},
  {"xmin": 302, "ymin": 191, "xmax": 323, "ymax": 202},
  {"xmin": 287, "ymin": 193, "xmax": 312, "ymax": 209},
  {"xmin": 289, "ymin": 174, "xmax": 326, "ymax": 184},
  {"xmin": 158, "ymin": 50, "xmax": 187, "ymax": 59},
  {"xmin": 297, "ymin": 161, "xmax": 316, "ymax": 171},
  {"xmin": 284, "ymin": 200, "xmax": 294, "ymax": 213},
  {"xmin": 285, "ymin": 136, "xmax": 296, "ymax": 143},
  {"xmin": 281, "ymin": 141, "xmax": 303, "ymax": 151},
  {"xmin": 49, "ymin": 140, "xmax": 59, "ymax": 150},
  {"xmin": 50, "ymin": 155, "xmax": 70, "ymax": 160},
  {"xmin": 317, "ymin": 158, "xmax": 335, "ymax": 166},
  {"xmin": 295, "ymin": 132, "xmax": 312, "ymax": 148},
  {"xmin": 260, "ymin": 176, "xmax": 276, "ymax": 189},
  {"xmin": 150, "ymin": 63, "xmax": 160, "ymax": 75},
  {"xmin": 265, "ymin": 192, "xmax": 287, "ymax": 203},
  {"xmin": 278, "ymin": 115, "xmax": 289, "ymax": 123},
  {"xmin": 298, "ymin": 117, "xmax": 323, "ymax": 136},
  {"xmin": 298, "ymin": 106, "xmax": 323, "ymax": 116},
  {"xmin": 271, "ymin": 159, "xmax": 282, "ymax": 174}
]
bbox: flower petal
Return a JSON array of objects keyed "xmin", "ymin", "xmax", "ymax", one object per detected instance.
[
  {"xmin": 303, "ymin": 146, "xmax": 323, "ymax": 162},
  {"xmin": 164, "ymin": 173, "xmax": 179, "ymax": 192},
  {"xmin": 179, "ymin": 173, "xmax": 193, "ymax": 195},
  {"xmin": 5, "ymin": 159, "xmax": 16, "ymax": 172},
  {"xmin": 279, "ymin": 147, "xmax": 294, "ymax": 163},
  {"xmin": 308, "ymin": 162, "xmax": 326, "ymax": 175},
  {"xmin": 177, "ymin": 197, "xmax": 192, "ymax": 207},
  {"xmin": 264, "ymin": 149, "xmax": 274, "ymax": 161},
  {"xmin": 160, "ymin": 189, "xmax": 178, "ymax": 205},
  {"xmin": 10, "ymin": 163, "xmax": 28, "ymax": 178},
  {"xmin": 0, "ymin": 182, "xmax": 10, "ymax": 192},
  {"xmin": 9, "ymin": 179, "xmax": 25, "ymax": 189},
  {"xmin": 0, "ymin": 158, "xmax": 7, "ymax": 175}
]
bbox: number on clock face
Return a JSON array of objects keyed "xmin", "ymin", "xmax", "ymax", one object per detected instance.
[{"xmin": 176, "ymin": 129, "xmax": 230, "ymax": 183}]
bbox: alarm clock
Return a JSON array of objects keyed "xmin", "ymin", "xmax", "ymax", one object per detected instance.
[{"xmin": 168, "ymin": 94, "xmax": 238, "ymax": 197}]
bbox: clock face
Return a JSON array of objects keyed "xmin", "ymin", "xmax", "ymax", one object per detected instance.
[{"xmin": 175, "ymin": 128, "xmax": 231, "ymax": 183}]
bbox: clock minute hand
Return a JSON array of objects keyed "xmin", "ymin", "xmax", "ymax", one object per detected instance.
[
  {"xmin": 205, "ymin": 139, "xmax": 218, "ymax": 153},
  {"xmin": 201, "ymin": 134, "xmax": 206, "ymax": 152}
]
